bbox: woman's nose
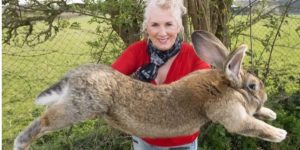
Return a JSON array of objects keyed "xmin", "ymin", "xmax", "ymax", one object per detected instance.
[{"xmin": 158, "ymin": 27, "xmax": 167, "ymax": 36}]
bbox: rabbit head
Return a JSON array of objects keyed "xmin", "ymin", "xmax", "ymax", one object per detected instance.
[
  {"xmin": 191, "ymin": 30, "xmax": 267, "ymax": 114},
  {"xmin": 190, "ymin": 31, "xmax": 286, "ymax": 143}
]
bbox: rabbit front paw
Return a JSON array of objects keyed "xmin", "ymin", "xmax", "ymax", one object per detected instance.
[
  {"xmin": 263, "ymin": 108, "xmax": 277, "ymax": 120},
  {"xmin": 271, "ymin": 128, "xmax": 287, "ymax": 143},
  {"xmin": 255, "ymin": 107, "xmax": 277, "ymax": 121}
]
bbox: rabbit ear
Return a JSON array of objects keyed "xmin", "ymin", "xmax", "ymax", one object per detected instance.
[
  {"xmin": 224, "ymin": 44, "xmax": 247, "ymax": 87},
  {"xmin": 191, "ymin": 30, "xmax": 229, "ymax": 69}
]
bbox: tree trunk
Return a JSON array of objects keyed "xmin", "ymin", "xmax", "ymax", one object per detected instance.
[
  {"xmin": 187, "ymin": 0, "xmax": 232, "ymax": 47},
  {"xmin": 183, "ymin": 0, "xmax": 190, "ymax": 41}
]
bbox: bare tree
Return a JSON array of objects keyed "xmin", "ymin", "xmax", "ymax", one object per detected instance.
[{"xmin": 2, "ymin": 0, "xmax": 68, "ymax": 46}]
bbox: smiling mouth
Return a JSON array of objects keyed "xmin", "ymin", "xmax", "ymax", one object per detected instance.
[{"xmin": 158, "ymin": 38, "xmax": 168, "ymax": 43}]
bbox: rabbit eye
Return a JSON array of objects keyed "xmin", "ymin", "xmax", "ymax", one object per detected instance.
[{"xmin": 248, "ymin": 83, "xmax": 256, "ymax": 90}]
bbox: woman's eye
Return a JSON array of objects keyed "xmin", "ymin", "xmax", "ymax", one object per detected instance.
[
  {"xmin": 166, "ymin": 23, "xmax": 173, "ymax": 26},
  {"xmin": 151, "ymin": 23, "xmax": 159, "ymax": 27}
]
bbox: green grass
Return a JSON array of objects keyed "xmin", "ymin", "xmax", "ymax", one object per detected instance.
[{"xmin": 2, "ymin": 15, "xmax": 300, "ymax": 149}]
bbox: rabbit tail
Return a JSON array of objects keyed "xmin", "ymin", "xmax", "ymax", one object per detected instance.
[{"xmin": 35, "ymin": 77, "xmax": 69, "ymax": 106}]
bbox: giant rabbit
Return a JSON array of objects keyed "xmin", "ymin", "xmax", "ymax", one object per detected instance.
[{"xmin": 14, "ymin": 30, "xmax": 287, "ymax": 150}]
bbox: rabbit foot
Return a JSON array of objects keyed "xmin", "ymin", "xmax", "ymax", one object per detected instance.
[
  {"xmin": 270, "ymin": 128, "xmax": 287, "ymax": 143},
  {"xmin": 263, "ymin": 107, "xmax": 277, "ymax": 120}
]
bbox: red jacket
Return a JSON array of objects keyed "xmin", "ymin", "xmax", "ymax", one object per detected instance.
[{"xmin": 112, "ymin": 40, "xmax": 210, "ymax": 147}]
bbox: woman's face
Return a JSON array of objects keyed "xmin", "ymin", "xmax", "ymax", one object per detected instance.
[{"xmin": 146, "ymin": 6, "xmax": 181, "ymax": 51}]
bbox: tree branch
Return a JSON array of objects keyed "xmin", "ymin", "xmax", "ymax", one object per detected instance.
[
  {"xmin": 262, "ymin": 0, "xmax": 294, "ymax": 83},
  {"xmin": 2, "ymin": 1, "xmax": 67, "ymax": 46}
]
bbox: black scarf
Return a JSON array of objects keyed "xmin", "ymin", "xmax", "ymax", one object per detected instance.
[{"xmin": 133, "ymin": 37, "xmax": 182, "ymax": 82}]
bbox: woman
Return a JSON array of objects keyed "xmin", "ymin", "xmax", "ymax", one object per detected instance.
[{"xmin": 112, "ymin": 0, "xmax": 209, "ymax": 149}]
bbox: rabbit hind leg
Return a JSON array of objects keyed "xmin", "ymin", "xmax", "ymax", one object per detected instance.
[{"xmin": 14, "ymin": 102, "xmax": 99, "ymax": 150}]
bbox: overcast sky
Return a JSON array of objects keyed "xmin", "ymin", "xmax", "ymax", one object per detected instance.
[{"xmin": 18, "ymin": 0, "xmax": 85, "ymax": 5}]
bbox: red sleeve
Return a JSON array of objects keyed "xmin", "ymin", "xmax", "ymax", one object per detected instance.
[{"xmin": 111, "ymin": 41, "xmax": 148, "ymax": 75}]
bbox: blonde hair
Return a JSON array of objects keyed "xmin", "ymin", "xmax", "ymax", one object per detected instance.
[{"xmin": 142, "ymin": 0, "xmax": 187, "ymax": 33}]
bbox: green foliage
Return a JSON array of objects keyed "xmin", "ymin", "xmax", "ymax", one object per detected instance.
[
  {"xmin": 198, "ymin": 125, "xmax": 232, "ymax": 150},
  {"xmin": 78, "ymin": 0, "xmax": 145, "ymax": 64},
  {"xmin": 84, "ymin": 0, "xmax": 144, "ymax": 45}
]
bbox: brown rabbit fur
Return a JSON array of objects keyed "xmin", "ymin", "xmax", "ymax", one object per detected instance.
[{"xmin": 14, "ymin": 31, "xmax": 286, "ymax": 150}]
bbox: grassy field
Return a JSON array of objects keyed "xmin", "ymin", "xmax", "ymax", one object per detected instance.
[{"xmin": 2, "ymin": 15, "xmax": 300, "ymax": 149}]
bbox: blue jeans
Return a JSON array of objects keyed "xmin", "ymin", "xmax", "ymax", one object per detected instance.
[{"xmin": 132, "ymin": 136, "xmax": 198, "ymax": 150}]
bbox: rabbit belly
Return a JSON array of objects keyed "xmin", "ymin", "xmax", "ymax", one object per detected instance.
[{"xmin": 103, "ymin": 111, "xmax": 206, "ymax": 138}]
